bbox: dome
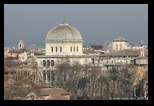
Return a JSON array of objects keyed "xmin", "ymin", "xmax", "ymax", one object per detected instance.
[
  {"xmin": 113, "ymin": 37, "xmax": 127, "ymax": 42},
  {"xmin": 46, "ymin": 22, "xmax": 83, "ymax": 42}
]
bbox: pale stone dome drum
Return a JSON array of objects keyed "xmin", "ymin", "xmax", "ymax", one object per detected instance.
[{"xmin": 46, "ymin": 22, "xmax": 83, "ymax": 42}]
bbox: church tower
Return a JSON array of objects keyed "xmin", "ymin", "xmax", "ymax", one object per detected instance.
[
  {"xmin": 18, "ymin": 39, "xmax": 24, "ymax": 50},
  {"xmin": 140, "ymin": 50, "xmax": 145, "ymax": 56}
]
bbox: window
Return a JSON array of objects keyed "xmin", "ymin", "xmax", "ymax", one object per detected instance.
[
  {"xmin": 51, "ymin": 47, "xmax": 53, "ymax": 52},
  {"xmin": 24, "ymin": 72, "xmax": 27, "ymax": 76},
  {"xmin": 63, "ymin": 72, "xmax": 66, "ymax": 81},
  {"xmin": 120, "ymin": 44, "xmax": 122, "ymax": 50},
  {"xmin": 66, "ymin": 74, "xmax": 69, "ymax": 81},
  {"xmin": 112, "ymin": 61, "xmax": 113, "ymax": 63},
  {"xmin": 51, "ymin": 72, "xmax": 55, "ymax": 81},
  {"xmin": 70, "ymin": 47, "xmax": 72, "ymax": 52},
  {"xmin": 56, "ymin": 47, "xmax": 58, "ymax": 52},
  {"xmin": 47, "ymin": 70, "xmax": 50, "ymax": 82},
  {"xmin": 116, "ymin": 44, "xmax": 118, "ymax": 50},
  {"xmin": 77, "ymin": 47, "xmax": 78, "ymax": 52},
  {"xmin": 43, "ymin": 60, "xmax": 46, "ymax": 66},
  {"xmin": 92, "ymin": 58, "xmax": 94, "ymax": 64},
  {"xmin": 60, "ymin": 47, "xmax": 62, "ymax": 52},
  {"xmin": 55, "ymin": 74, "xmax": 57, "ymax": 81},
  {"xmin": 43, "ymin": 70, "xmax": 46, "ymax": 81},
  {"xmin": 74, "ymin": 47, "xmax": 75, "ymax": 52},
  {"xmin": 51, "ymin": 60, "xmax": 54, "ymax": 66},
  {"xmin": 47, "ymin": 60, "xmax": 50, "ymax": 66}
]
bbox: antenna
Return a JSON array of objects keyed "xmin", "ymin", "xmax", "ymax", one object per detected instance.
[
  {"xmin": 63, "ymin": 13, "xmax": 66, "ymax": 23},
  {"xmin": 61, "ymin": 13, "xmax": 67, "ymax": 24}
]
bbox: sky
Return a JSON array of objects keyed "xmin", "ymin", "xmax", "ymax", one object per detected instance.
[{"xmin": 4, "ymin": 4, "xmax": 148, "ymax": 46}]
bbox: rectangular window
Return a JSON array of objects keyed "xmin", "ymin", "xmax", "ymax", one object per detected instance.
[
  {"xmin": 70, "ymin": 47, "xmax": 72, "ymax": 52},
  {"xmin": 120, "ymin": 44, "xmax": 122, "ymax": 50},
  {"xmin": 92, "ymin": 58, "xmax": 94, "ymax": 64},
  {"xmin": 56, "ymin": 47, "xmax": 58, "ymax": 52},
  {"xmin": 74, "ymin": 47, "xmax": 75, "ymax": 52},
  {"xmin": 116, "ymin": 44, "xmax": 118, "ymax": 50},
  {"xmin": 51, "ymin": 47, "xmax": 53, "ymax": 52},
  {"xmin": 60, "ymin": 47, "xmax": 62, "ymax": 52}
]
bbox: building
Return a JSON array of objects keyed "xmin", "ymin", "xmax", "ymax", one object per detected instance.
[
  {"xmin": 103, "ymin": 37, "xmax": 147, "ymax": 52},
  {"xmin": 18, "ymin": 39, "xmax": 24, "ymax": 50},
  {"xmin": 6, "ymin": 50, "xmax": 28, "ymax": 62},
  {"xmin": 134, "ymin": 50, "xmax": 148, "ymax": 65},
  {"xmin": 111, "ymin": 37, "xmax": 128, "ymax": 51},
  {"xmin": 13, "ymin": 84, "xmax": 70, "ymax": 100},
  {"xmin": 36, "ymin": 22, "xmax": 91, "ymax": 84}
]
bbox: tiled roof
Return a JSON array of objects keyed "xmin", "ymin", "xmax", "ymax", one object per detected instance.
[
  {"xmin": 8, "ymin": 50, "xmax": 24, "ymax": 53},
  {"xmin": 90, "ymin": 45, "xmax": 103, "ymax": 49},
  {"xmin": 39, "ymin": 89, "xmax": 52, "ymax": 96},
  {"xmin": 49, "ymin": 88, "xmax": 70, "ymax": 100},
  {"xmin": 136, "ymin": 56, "xmax": 148, "ymax": 59},
  {"xmin": 35, "ymin": 84, "xmax": 54, "ymax": 89},
  {"xmin": 101, "ymin": 50, "xmax": 148, "ymax": 57},
  {"xmin": 38, "ymin": 87, "xmax": 70, "ymax": 100}
]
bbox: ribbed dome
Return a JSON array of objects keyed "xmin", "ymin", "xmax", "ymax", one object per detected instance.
[
  {"xmin": 46, "ymin": 22, "xmax": 83, "ymax": 42},
  {"xmin": 113, "ymin": 37, "xmax": 127, "ymax": 42}
]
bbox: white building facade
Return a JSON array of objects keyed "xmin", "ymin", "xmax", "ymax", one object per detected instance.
[{"xmin": 36, "ymin": 22, "xmax": 91, "ymax": 83}]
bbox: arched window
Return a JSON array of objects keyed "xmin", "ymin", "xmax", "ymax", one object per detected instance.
[
  {"xmin": 51, "ymin": 47, "xmax": 53, "ymax": 52},
  {"xmin": 60, "ymin": 47, "xmax": 62, "ymax": 52},
  {"xmin": 74, "ymin": 47, "xmax": 75, "ymax": 52},
  {"xmin": 43, "ymin": 70, "xmax": 46, "ymax": 81},
  {"xmin": 47, "ymin": 70, "xmax": 50, "ymax": 82},
  {"xmin": 51, "ymin": 71, "xmax": 54, "ymax": 81},
  {"xmin": 47, "ymin": 60, "xmax": 50, "ymax": 66},
  {"xmin": 51, "ymin": 60, "xmax": 54, "ymax": 66},
  {"xmin": 43, "ymin": 60, "xmax": 46, "ymax": 67},
  {"xmin": 56, "ymin": 47, "xmax": 58, "ymax": 52},
  {"xmin": 70, "ymin": 47, "xmax": 72, "ymax": 52}
]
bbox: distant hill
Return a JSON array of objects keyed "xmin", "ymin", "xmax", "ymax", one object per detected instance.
[{"xmin": 4, "ymin": 42, "xmax": 45, "ymax": 48}]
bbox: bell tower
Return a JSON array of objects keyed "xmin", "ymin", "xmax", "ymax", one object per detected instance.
[{"xmin": 18, "ymin": 39, "xmax": 24, "ymax": 50}]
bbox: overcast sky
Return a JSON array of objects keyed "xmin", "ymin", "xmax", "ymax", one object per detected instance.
[{"xmin": 4, "ymin": 4, "xmax": 148, "ymax": 45}]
